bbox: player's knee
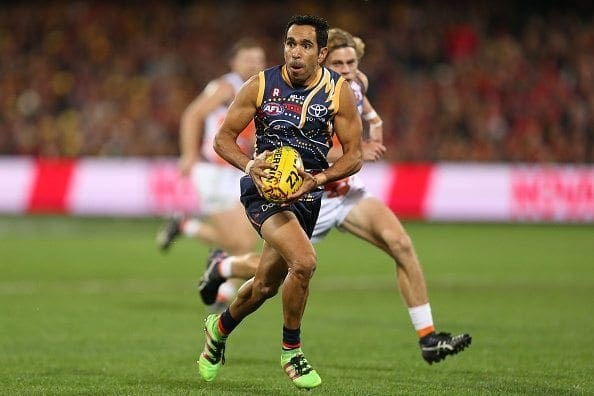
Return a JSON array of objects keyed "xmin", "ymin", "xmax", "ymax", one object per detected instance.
[
  {"xmin": 289, "ymin": 252, "xmax": 317, "ymax": 280},
  {"xmin": 386, "ymin": 231, "xmax": 414, "ymax": 257}
]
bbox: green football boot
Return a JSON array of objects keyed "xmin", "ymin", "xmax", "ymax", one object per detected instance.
[
  {"xmin": 281, "ymin": 348, "xmax": 322, "ymax": 389},
  {"xmin": 198, "ymin": 314, "xmax": 226, "ymax": 381}
]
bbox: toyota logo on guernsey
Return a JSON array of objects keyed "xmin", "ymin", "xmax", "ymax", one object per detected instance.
[
  {"xmin": 307, "ymin": 104, "xmax": 328, "ymax": 117},
  {"xmin": 262, "ymin": 102, "xmax": 284, "ymax": 116}
]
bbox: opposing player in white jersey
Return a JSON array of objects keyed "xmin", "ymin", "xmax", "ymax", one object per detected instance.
[
  {"xmin": 198, "ymin": 28, "xmax": 472, "ymax": 364},
  {"xmin": 156, "ymin": 39, "xmax": 264, "ymax": 308}
]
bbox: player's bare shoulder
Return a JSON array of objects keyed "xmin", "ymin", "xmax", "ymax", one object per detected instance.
[
  {"xmin": 232, "ymin": 73, "xmax": 261, "ymax": 107},
  {"xmin": 337, "ymin": 77, "xmax": 359, "ymax": 113}
]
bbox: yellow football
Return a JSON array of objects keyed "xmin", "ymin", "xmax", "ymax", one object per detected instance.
[{"xmin": 260, "ymin": 146, "xmax": 304, "ymax": 203}]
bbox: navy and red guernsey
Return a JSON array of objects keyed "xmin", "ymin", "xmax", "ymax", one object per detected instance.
[{"xmin": 254, "ymin": 65, "xmax": 346, "ymax": 172}]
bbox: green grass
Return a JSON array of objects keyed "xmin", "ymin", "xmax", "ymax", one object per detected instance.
[{"xmin": 1, "ymin": 216, "xmax": 592, "ymax": 395}]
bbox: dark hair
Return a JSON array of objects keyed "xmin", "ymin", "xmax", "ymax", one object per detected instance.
[{"xmin": 285, "ymin": 15, "xmax": 329, "ymax": 51}]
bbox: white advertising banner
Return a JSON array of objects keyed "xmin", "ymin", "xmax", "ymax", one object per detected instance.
[
  {"xmin": 0, "ymin": 156, "xmax": 592, "ymax": 222},
  {"xmin": 0, "ymin": 157, "xmax": 34, "ymax": 213},
  {"xmin": 426, "ymin": 164, "xmax": 511, "ymax": 221}
]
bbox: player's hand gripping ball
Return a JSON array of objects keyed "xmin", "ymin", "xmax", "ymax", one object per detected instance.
[{"xmin": 261, "ymin": 146, "xmax": 304, "ymax": 203}]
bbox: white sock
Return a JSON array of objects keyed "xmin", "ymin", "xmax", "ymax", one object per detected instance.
[
  {"xmin": 408, "ymin": 303, "xmax": 435, "ymax": 336},
  {"xmin": 217, "ymin": 280, "xmax": 238, "ymax": 302},
  {"xmin": 218, "ymin": 256, "xmax": 234, "ymax": 278},
  {"xmin": 181, "ymin": 219, "xmax": 201, "ymax": 237}
]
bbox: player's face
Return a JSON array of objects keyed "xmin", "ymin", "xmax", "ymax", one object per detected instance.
[
  {"xmin": 326, "ymin": 47, "xmax": 358, "ymax": 82},
  {"xmin": 232, "ymin": 47, "xmax": 266, "ymax": 81},
  {"xmin": 284, "ymin": 24, "xmax": 327, "ymax": 86}
]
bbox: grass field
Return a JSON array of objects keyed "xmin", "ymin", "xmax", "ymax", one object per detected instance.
[{"xmin": 1, "ymin": 216, "xmax": 593, "ymax": 395}]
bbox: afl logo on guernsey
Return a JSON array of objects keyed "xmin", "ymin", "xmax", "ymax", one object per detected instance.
[
  {"xmin": 262, "ymin": 102, "xmax": 284, "ymax": 116},
  {"xmin": 307, "ymin": 104, "xmax": 328, "ymax": 118}
]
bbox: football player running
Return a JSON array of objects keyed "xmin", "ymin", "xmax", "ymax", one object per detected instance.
[
  {"xmin": 199, "ymin": 27, "xmax": 472, "ymax": 367},
  {"xmin": 197, "ymin": 15, "xmax": 363, "ymax": 389}
]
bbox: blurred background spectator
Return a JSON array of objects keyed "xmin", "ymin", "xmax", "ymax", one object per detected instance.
[{"xmin": 0, "ymin": 0, "xmax": 592, "ymax": 162}]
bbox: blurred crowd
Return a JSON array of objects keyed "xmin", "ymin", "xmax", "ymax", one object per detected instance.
[{"xmin": 0, "ymin": 1, "xmax": 593, "ymax": 162}]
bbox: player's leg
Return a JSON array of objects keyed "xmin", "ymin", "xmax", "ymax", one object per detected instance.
[
  {"xmin": 206, "ymin": 203, "xmax": 258, "ymax": 255},
  {"xmin": 156, "ymin": 214, "xmax": 184, "ymax": 251},
  {"xmin": 177, "ymin": 162, "xmax": 256, "ymax": 251},
  {"xmin": 341, "ymin": 196, "xmax": 428, "ymax": 306},
  {"xmin": 260, "ymin": 211, "xmax": 322, "ymax": 389},
  {"xmin": 260, "ymin": 211, "xmax": 317, "ymax": 329},
  {"xmin": 198, "ymin": 240, "xmax": 287, "ymax": 382},
  {"xmin": 197, "ymin": 250, "xmax": 259, "ymax": 309},
  {"xmin": 157, "ymin": 214, "xmax": 243, "ymax": 251},
  {"xmin": 158, "ymin": 162, "xmax": 220, "ymax": 251},
  {"xmin": 210, "ymin": 192, "xmax": 339, "ymax": 297},
  {"xmin": 199, "ymin": 211, "xmax": 308, "ymax": 379},
  {"xmin": 198, "ymin": 249, "xmax": 256, "ymax": 381},
  {"xmin": 204, "ymin": 176, "xmax": 321, "ymax": 388},
  {"xmin": 219, "ymin": 211, "xmax": 316, "ymax": 322},
  {"xmin": 196, "ymin": 203, "xmax": 258, "ymax": 305},
  {"xmin": 211, "ymin": 211, "xmax": 321, "ymax": 389},
  {"xmin": 340, "ymin": 196, "xmax": 471, "ymax": 363}
]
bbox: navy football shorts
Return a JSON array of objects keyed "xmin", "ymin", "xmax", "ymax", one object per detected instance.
[{"xmin": 239, "ymin": 175, "xmax": 322, "ymax": 238}]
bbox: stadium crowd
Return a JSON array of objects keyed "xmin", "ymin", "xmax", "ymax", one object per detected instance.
[{"xmin": 0, "ymin": 1, "xmax": 592, "ymax": 162}]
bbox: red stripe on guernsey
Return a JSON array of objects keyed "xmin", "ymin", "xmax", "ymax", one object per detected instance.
[
  {"xmin": 27, "ymin": 158, "xmax": 75, "ymax": 213},
  {"xmin": 386, "ymin": 163, "xmax": 434, "ymax": 219}
]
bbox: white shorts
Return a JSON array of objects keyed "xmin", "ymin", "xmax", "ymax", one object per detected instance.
[
  {"xmin": 311, "ymin": 175, "xmax": 371, "ymax": 243},
  {"xmin": 191, "ymin": 162, "xmax": 244, "ymax": 215}
]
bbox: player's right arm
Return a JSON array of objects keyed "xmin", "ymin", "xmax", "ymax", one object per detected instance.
[
  {"xmin": 213, "ymin": 75, "xmax": 258, "ymax": 172},
  {"xmin": 214, "ymin": 75, "xmax": 275, "ymax": 196},
  {"xmin": 178, "ymin": 79, "xmax": 235, "ymax": 176}
]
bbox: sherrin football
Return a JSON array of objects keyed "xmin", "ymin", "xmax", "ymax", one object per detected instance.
[{"xmin": 261, "ymin": 146, "xmax": 304, "ymax": 203}]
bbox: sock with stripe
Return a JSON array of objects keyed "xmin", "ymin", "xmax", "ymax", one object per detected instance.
[
  {"xmin": 218, "ymin": 307, "xmax": 241, "ymax": 337},
  {"xmin": 408, "ymin": 303, "xmax": 435, "ymax": 338},
  {"xmin": 282, "ymin": 326, "xmax": 301, "ymax": 350}
]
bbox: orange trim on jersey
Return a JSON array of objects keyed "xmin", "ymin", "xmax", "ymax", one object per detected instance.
[
  {"xmin": 281, "ymin": 65, "xmax": 323, "ymax": 90},
  {"xmin": 281, "ymin": 65, "xmax": 292, "ymax": 87},
  {"xmin": 333, "ymin": 76, "xmax": 345, "ymax": 113},
  {"xmin": 256, "ymin": 71, "xmax": 265, "ymax": 107}
]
